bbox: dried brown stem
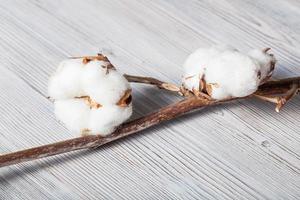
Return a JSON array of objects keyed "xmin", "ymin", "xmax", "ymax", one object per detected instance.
[
  {"xmin": 124, "ymin": 74, "xmax": 181, "ymax": 93},
  {"xmin": 254, "ymin": 83, "xmax": 299, "ymax": 112},
  {"xmin": 0, "ymin": 77, "xmax": 300, "ymax": 168}
]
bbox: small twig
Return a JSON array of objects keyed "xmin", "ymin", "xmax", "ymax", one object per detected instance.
[
  {"xmin": 255, "ymin": 83, "xmax": 299, "ymax": 112},
  {"xmin": 124, "ymin": 74, "xmax": 181, "ymax": 93},
  {"xmin": 254, "ymin": 77, "xmax": 300, "ymax": 111},
  {"xmin": 124, "ymin": 74, "xmax": 196, "ymax": 98},
  {"xmin": 0, "ymin": 76, "xmax": 299, "ymax": 168},
  {"xmin": 255, "ymin": 77, "xmax": 300, "ymax": 95}
]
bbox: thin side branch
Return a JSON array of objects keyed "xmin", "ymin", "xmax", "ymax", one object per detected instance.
[
  {"xmin": 254, "ymin": 77, "xmax": 300, "ymax": 111},
  {"xmin": 255, "ymin": 77, "xmax": 300, "ymax": 95},
  {"xmin": 0, "ymin": 77, "xmax": 300, "ymax": 168},
  {"xmin": 124, "ymin": 74, "xmax": 181, "ymax": 93},
  {"xmin": 254, "ymin": 84, "xmax": 299, "ymax": 112}
]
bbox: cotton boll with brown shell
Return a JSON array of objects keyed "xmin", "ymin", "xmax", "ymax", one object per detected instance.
[
  {"xmin": 182, "ymin": 45, "xmax": 276, "ymax": 100},
  {"xmin": 48, "ymin": 55, "xmax": 133, "ymax": 136}
]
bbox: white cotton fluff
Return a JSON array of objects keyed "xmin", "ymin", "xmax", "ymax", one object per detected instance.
[
  {"xmin": 248, "ymin": 49, "xmax": 276, "ymax": 83},
  {"xmin": 182, "ymin": 45, "xmax": 237, "ymax": 92},
  {"xmin": 54, "ymin": 99, "xmax": 132, "ymax": 136},
  {"xmin": 48, "ymin": 57, "xmax": 133, "ymax": 136},
  {"xmin": 205, "ymin": 51, "xmax": 260, "ymax": 99},
  {"xmin": 182, "ymin": 45, "xmax": 276, "ymax": 99},
  {"xmin": 89, "ymin": 105, "xmax": 132, "ymax": 136},
  {"xmin": 81, "ymin": 61, "xmax": 130, "ymax": 105},
  {"xmin": 48, "ymin": 59, "xmax": 85, "ymax": 99},
  {"xmin": 54, "ymin": 99, "xmax": 91, "ymax": 133}
]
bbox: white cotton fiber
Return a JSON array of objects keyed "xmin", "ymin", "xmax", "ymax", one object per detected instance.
[
  {"xmin": 88, "ymin": 105, "xmax": 133, "ymax": 136},
  {"xmin": 54, "ymin": 99, "xmax": 90, "ymax": 133},
  {"xmin": 182, "ymin": 45, "xmax": 276, "ymax": 99},
  {"xmin": 182, "ymin": 45, "xmax": 236, "ymax": 92},
  {"xmin": 48, "ymin": 59, "xmax": 85, "ymax": 99},
  {"xmin": 205, "ymin": 51, "xmax": 260, "ymax": 99},
  {"xmin": 248, "ymin": 49, "xmax": 276, "ymax": 83},
  {"xmin": 49, "ymin": 56, "xmax": 133, "ymax": 136},
  {"xmin": 81, "ymin": 61, "xmax": 130, "ymax": 105}
]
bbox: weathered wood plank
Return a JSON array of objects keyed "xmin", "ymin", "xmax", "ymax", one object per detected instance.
[{"xmin": 0, "ymin": 0, "xmax": 299, "ymax": 199}]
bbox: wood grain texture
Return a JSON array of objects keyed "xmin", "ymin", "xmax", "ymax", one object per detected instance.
[{"xmin": 0, "ymin": 0, "xmax": 299, "ymax": 199}]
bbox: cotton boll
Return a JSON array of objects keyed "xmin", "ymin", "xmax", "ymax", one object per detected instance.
[
  {"xmin": 88, "ymin": 104, "xmax": 133, "ymax": 136},
  {"xmin": 205, "ymin": 51, "xmax": 260, "ymax": 99},
  {"xmin": 48, "ymin": 59, "xmax": 84, "ymax": 99},
  {"xmin": 49, "ymin": 55, "xmax": 133, "ymax": 136},
  {"xmin": 82, "ymin": 62, "xmax": 130, "ymax": 105},
  {"xmin": 54, "ymin": 99, "xmax": 90, "ymax": 133},
  {"xmin": 182, "ymin": 45, "xmax": 272, "ymax": 100}
]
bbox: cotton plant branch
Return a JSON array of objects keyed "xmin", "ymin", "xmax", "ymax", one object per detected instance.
[
  {"xmin": 0, "ymin": 76, "xmax": 299, "ymax": 168},
  {"xmin": 125, "ymin": 74, "xmax": 300, "ymax": 111}
]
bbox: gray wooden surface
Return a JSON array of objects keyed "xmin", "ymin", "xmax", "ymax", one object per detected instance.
[{"xmin": 0, "ymin": 0, "xmax": 300, "ymax": 199}]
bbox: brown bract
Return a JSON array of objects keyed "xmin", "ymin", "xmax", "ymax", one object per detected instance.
[
  {"xmin": 71, "ymin": 53, "xmax": 116, "ymax": 73},
  {"xmin": 75, "ymin": 96, "xmax": 102, "ymax": 109},
  {"xmin": 117, "ymin": 89, "xmax": 132, "ymax": 107}
]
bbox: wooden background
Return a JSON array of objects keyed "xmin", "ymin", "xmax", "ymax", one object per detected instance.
[{"xmin": 0, "ymin": 0, "xmax": 300, "ymax": 199}]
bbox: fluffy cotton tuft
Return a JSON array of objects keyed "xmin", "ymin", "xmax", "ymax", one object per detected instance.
[
  {"xmin": 81, "ymin": 60, "xmax": 130, "ymax": 105},
  {"xmin": 48, "ymin": 59, "xmax": 85, "ymax": 99},
  {"xmin": 54, "ymin": 99, "xmax": 91, "ymax": 133},
  {"xmin": 182, "ymin": 45, "xmax": 276, "ymax": 99},
  {"xmin": 48, "ymin": 56, "xmax": 132, "ymax": 136},
  {"xmin": 89, "ymin": 105, "xmax": 132, "ymax": 136}
]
